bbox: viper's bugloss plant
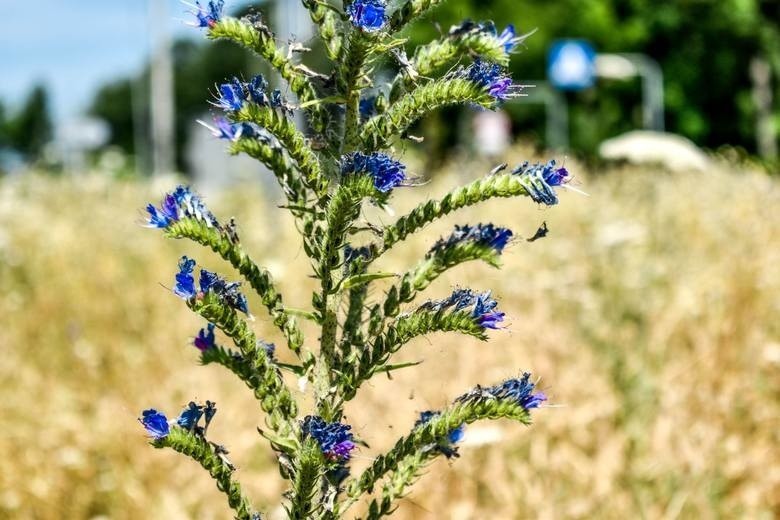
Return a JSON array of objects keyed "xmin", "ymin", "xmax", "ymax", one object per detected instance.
[{"xmin": 138, "ymin": 2, "xmax": 577, "ymax": 518}]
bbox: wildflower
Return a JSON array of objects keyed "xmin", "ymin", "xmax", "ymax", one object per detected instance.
[
  {"xmin": 214, "ymin": 78, "xmax": 245, "ymax": 111},
  {"xmin": 199, "ymin": 268, "xmax": 250, "ymax": 315},
  {"xmin": 187, "ymin": 0, "xmax": 224, "ymax": 29},
  {"xmin": 496, "ymin": 24, "xmax": 521, "ymax": 54},
  {"xmin": 429, "ymin": 223, "xmax": 513, "ymax": 256},
  {"xmin": 415, "ymin": 411, "xmax": 464, "ymax": 458},
  {"xmin": 425, "ymin": 289, "xmax": 505, "ymax": 329},
  {"xmin": 301, "ymin": 416, "xmax": 356, "ymax": 462},
  {"xmin": 176, "ymin": 401, "xmax": 204, "ymax": 430},
  {"xmin": 462, "ymin": 59, "xmax": 518, "ymax": 101},
  {"xmin": 145, "ymin": 193, "xmax": 178, "ymax": 228},
  {"xmin": 194, "ymin": 323, "xmax": 216, "ymax": 351},
  {"xmin": 174, "ymin": 256, "xmax": 197, "ymax": 299},
  {"xmin": 346, "ymin": 0, "xmax": 386, "ymax": 32},
  {"xmin": 511, "ymin": 160, "xmax": 571, "ymax": 205},
  {"xmin": 139, "ymin": 409, "xmax": 170, "ymax": 439},
  {"xmin": 246, "ymin": 75, "xmax": 269, "ymax": 105},
  {"xmin": 146, "ymin": 185, "xmax": 219, "ymax": 229},
  {"xmin": 198, "ymin": 116, "xmax": 256, "ymax": 141},
  {"xmin": 340, "ymin": 152, "xmax": 407, "ymax": 193},
  {"xmin": 489, "ymin": 373, "xmax": 547, "ymax": 410}
]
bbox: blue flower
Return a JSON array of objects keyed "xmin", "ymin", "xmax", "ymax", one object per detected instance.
[
  {"xmin": 139, "ymin": 409, "xmax": 170, "ymax": 439},
  {"xmin": 429, "ymin": 223, "xmax": 513, "ymax": 256},
  {"xmin": 425, "ymin": 289, "xmax": 505, "ymax": 329},
  {"xmin": 340, "ymin": 152, "xmax": 407, "ymax": 193},
  {"xmin": 199, "ymin": 117, "xmax": 255, "ymax": 141},
  {"xmin": 194, "ymin": 323, "xmax": 216, "ymax": 352},
  {"xmin": 489, "ymin": 373, "xmax": 547, "ymax": 410},
  {"xmin": 188, "ymin": 0, "xmax": 224, "ymax": 29},
  {"xmin": 346, "ymin": 0, "xmax": 386, "ymax": 32},
  {"xmin": 214, "ymin": 78, "xmax": 245, "ymax": 111},
  {"xmin": 174, "ymin": 256, "xmax": 197, "ymax": 299},
  {"xmin": 463, "ymin": 59, "xmax": 518, "ymax": 101},
  {"xmin": 415, "ymin": 411, "xmax": 464, "ymax": 459},
  {"xmin": 171, "ymin": 185, "xmax": 219, "ymax": 227},
  {"xmin": 246, "ymin": 75, "xmax": 269, "ymax": 104},
  {"xmin": 301, "ymin": 416, "xmax": 356, "ymax": 462},
  {"xmin": 511, "ymin": 160, "xmax": 571, "ymax": 205},
  {"xmin": 198, "ymin": 268, "xmax": 250, "ymax": 315},
  {"xmin": 496, "ymin": 24, "xmax": 521, "ymax": 54},
  {"xmin": 472, "ymin": 291, "xmax": 505, "ymax": 329},
  {"xmin": 146, "ymin": 186, "xmax": 219, "ymax": 229},
  {"xmin": 176, "ymin": 402, "xmax": 204, "ymax": 430}
]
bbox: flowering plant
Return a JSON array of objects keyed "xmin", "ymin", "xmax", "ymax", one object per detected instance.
[{"xmin": 139, "ymin": 1, "xmax": 571, "ymax": 518}]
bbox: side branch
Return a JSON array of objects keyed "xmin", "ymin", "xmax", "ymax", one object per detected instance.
[
  {"xmin": 234, "ymin": 103, "xmax": 327, "ymax": 197},
  {"xmin": 361, "ymin": 79, "xmax": 493, "ymax": 150},
  {"xmin": 301, "ymin": 0, "xmax": 343, "ymax": 60},
  {"xmin": 166, "ymin": 219, "xmax": 304, "ymax": 353},
  {"xmin": 208, "ymin": 17, "xmax": 328, "ymax": 133},
  {"xmin": 155, "ymin": 428, "xmax": 255, "ymax": 520},
  {"xmin": 230, "ymin": 137, "xmax": 309, "ymax": 209},
  {"xmin": 371, "ymin": 173, "xmax": 538, "ymax": 259},
  {"xmin": 190, "ymin": 294, "xmax": 299, "ymax": 441},
  {"xmin": 390, "ymin": 0, "xmax": 448, "ymax": 32},
  {"xmin": 342, "ymin": 399, "xmax": 533, "ymax": 514}
]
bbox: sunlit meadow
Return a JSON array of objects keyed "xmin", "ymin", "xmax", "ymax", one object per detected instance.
[{"xmin": 0, "ymin": 149, "xmax": 778, "ymax": 518}]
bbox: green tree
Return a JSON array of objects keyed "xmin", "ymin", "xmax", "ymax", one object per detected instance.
[{"xmin": 9, "ymin": 84, "xmax": 52, "ymax": 160}]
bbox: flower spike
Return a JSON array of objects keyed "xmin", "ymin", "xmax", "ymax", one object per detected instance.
[
  {"xmin": 301, "ymin": 416, "xmax": 356, "ymax": 462},
  {"xmin": 340, "ymin": 152, "xmax": 408, "ymax": 193}
]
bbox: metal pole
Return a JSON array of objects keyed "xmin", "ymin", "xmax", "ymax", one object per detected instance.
[
  {"xmin": 149, "ymin": 0, "xmax": 176, "ymax": 176},
  {"xmin": 620, "ymin": 53, "xmax": 665, "ymax": 132},
  {"xmin": 750, "ymin": 56, "xmax": 778, "ymax": 160}
]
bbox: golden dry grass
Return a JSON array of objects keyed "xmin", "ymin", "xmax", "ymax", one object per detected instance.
[{"xmin": 0, "ymin": 155, "xmax": 778, "ymax": 519}]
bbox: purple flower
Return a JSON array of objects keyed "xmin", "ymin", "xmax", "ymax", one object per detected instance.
[
  {"xmin": 423, "ymin": 289, "xmax": 505, "ymax": 330},
  {"xmin": 346, "ymin": 0, "xmax": 386, "ymax": 32},
  {"xmin": 340, "ymin": 152, "xmax": 407, "ymax": 193},
  {"xmin": 174, "ymin": 256, "xmax": 197, "ymax": 299},
  {"xmin": 301, "ymin": 416, "xmax": 356, "ymax": 462},
  {"xmin": 429, "ymin": 223, "xmax": 513, "ymax": 256},
  {"xmin": 214, "ymin": 78, "xmax": 245, "ymax": 111},
  {"xmin": 194, "ymin": 323, "xmax": 216, "ymax": 351},
  {"xmin": 139, "ymin": 409, "xmax": 170, "ymax": 439},
  {"xmin": 511, "ymin": 160, "xmax": 571, "ymax": 205},
  {"xmin": 188, "ymin": 0, "xmax": 224, "ymax": 29},
  {"xmin": 463, "ymin": 59, "xmax": 518, "ymax": 101},
  {"xmin": 176, "ymin": 402, "xmax": 204, "ymax": 430}
]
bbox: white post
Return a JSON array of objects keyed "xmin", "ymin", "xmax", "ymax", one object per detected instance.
[{"xmin": 149, "ymin": 0, "xmax": 176, "ymax": 176}]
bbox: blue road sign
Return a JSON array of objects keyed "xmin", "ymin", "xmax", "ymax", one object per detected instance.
[{"xmin": 547, "ymin": 40, "xmax": 596, "ymax": 91}]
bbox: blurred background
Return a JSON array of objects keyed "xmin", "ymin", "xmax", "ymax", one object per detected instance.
[{"xmin": 1, "ymin": 0, "xmax": 778, "ymax": 518}]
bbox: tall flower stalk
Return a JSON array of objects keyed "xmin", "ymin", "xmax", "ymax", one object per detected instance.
[{"xmin": 138, "ymin": 2, "xmax": 572, "ymax": 518}]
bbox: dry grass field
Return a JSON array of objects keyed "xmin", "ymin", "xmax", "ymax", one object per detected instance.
[{"xmin": 0, "ymin": 153, "xmax": 778, "ymax": 519}]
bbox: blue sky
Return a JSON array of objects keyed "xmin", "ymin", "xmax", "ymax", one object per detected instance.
[{"xmin": 2, "ymin": 1, "xmax": 250, "ymax": 123}]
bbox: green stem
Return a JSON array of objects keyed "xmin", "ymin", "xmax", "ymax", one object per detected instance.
[
  {"xmin": 157, "ymin": 428, "xmax": 255, "ymax": 520},
  {"xmin": 208, "ymin": 17, "xmax": 328, "ymax": 133},
  {"xmin": 166, "ymin": 219, "xmax": 304, "ymax": 353}
]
